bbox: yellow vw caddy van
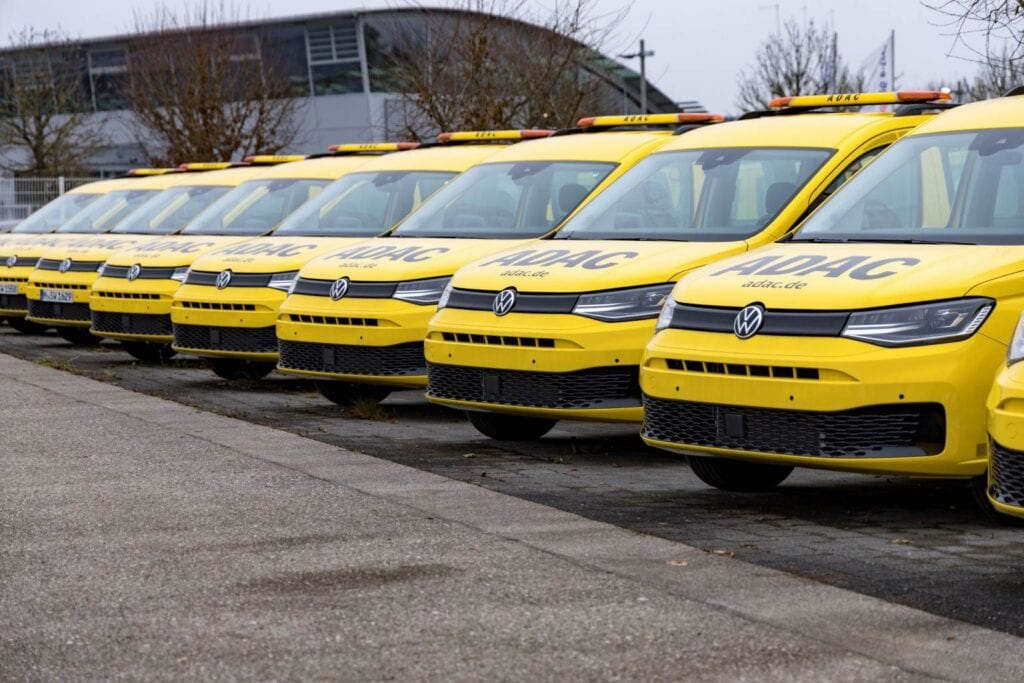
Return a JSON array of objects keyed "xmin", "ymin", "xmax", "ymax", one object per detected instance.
[
  {"xmin": 425, "ymin": 92, "xmax": 949, "ymax": 439},
  {"xmin": 640, "ymin": 93, "xmax": 1024, "ymax": 500},
  {"xmin": 987, "ymin": 318, "xmax": 1024, "ymax": 520},
  {"xmin": 0, "ymin": 171, "xmax": 174, "ymax": 333},
  {"xmin": 274, "ymin": 116, "xmax": 717, "ymax": 405},
  {"xmin": 89, "ymin": 158, "xmax": 308, "ymax": 361},
  {"xmin": 170, "ymin": 136, "xmax": 520, "ymax": 381}
]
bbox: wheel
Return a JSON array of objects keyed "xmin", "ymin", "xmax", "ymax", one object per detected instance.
[
  {"xmin": 121, "ymin": 341, "xmax": 177, "ymax": 363},
  {"xmin": 6, "ymin": 316, "xmax": 47, "ymax": 334},
  {"xmin": 687, "ymin": 455, "xmax": 793, "ymax": 492},
  {"xmin": 967, "ymin": 473, "xmax": 1024, "ymax": 525},
  {"xmin": 56, "ymin": 326, "xmax": 102, "ymax": 346},
  {"xmin": 208, "ymin": 358, "xmax": 275, "ymax": 381},
  {"xmin": 466, "ymin": 411, "xmax": 557, "ymax": 440},
  {"xmin": 315, "ymin": 380, "xmax": 392, "ymax": 406}
]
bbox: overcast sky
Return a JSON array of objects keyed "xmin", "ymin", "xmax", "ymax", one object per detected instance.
[{"xmin": 0, "ymin": 0, "xmax": 984, "ymax": 114}]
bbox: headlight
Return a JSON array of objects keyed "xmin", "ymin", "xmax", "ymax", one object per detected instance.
[
  {"xmin": 655, "ymin": 297, "xmax": 678, "ymax": 332},
  {"xmin": 170, "ymin": 267, "xmax": 189, "ymax": 283},
  {"xmin": 393, "ymin": 277, "xmax": 451, "ymax": 305},
  {"xmin": 841, "ymin": 297, "xmax": 993, "ymax": 347},
  {"xmin": 573, "ymin": 284, "xmax": 674, "ymax": 322},
  {"xmin": 267, "ymin": 271, "xmax": 299, "ymax": 292},
  {"xmin": 437, "ymin": 281, "xmax": 454, "ymax": 310},
  {"xmin": 1007, "ymin": 313, "xmax": 1024, "ymax": 365}
]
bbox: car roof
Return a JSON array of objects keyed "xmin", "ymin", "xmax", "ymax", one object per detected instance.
[
  {"xmin": 473, "ymin": 129, "xmax": 676, "ymax": 163},
  {"xmin": 246, "ymin": 154, "xmax": 382, "ymax": 180},
  {"xmin": 348, "ymin": 143, "xmax": 510, "ymax": 173},
  {"xmin": 907, "ymin": 95, "xmax": 1023, "ymax": 136}
]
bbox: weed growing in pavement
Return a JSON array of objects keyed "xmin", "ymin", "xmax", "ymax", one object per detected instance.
[
  {"xmin": 34, "ymin": 356, "xmax": 85, "ymax": 375},
  {"xmin": 346, "ymin": 398, "xmax": 395, "ymax": 422}
]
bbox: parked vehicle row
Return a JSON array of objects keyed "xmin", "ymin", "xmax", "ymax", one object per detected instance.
[{"xmin": 2, "ymin": 89, "xmax": 1022, "ymax": 522}]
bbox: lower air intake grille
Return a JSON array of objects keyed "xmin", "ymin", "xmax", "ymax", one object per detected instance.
[
  {"xmin": 427, "ymin": 363, "xmax": 640, "ymax": 409},
  {"xmin": 990, "ymin": 441, "xmax": 1024, "ymax": 508},
  {"xmin": 27, "ymin": 300, "xmax": 90, "ymax": 323},
  {"xmin": 173, "ymin": 324, "xmax": 278, "ymax": 354},
  {"xmin": 0, "ymin": 294, "xmax": 27, "ymax": 311},
  {"xmin": 641, "ymin": 396, "xmax": 944, "ymax": 458},
  {"xmin": 278, "ymin": 340, "xmax": 425, "ymax": 376},
  {"xmin": 92, "ymin": 311, "xmax": 172, "ymax": 337}
]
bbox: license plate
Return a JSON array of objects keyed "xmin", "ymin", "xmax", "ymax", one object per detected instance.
[
  {"xmin": 40, "ymin": 289, "xmax": 74, "ymax": 303},
  {"xmin": 0, "ymin": 283, "xmax": 17, "ymax": 295}
]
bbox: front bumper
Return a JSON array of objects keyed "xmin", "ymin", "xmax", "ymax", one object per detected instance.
[
  {"xmin": 90, "ymin": 276, "xmax": 181, "ymax": 342},
  {"xmin": 275, "ymin": 294, "xmax": 433, "ymax": 388},
  {"xmin": 639, "ymin": 328, "xmax": 1002, "ymax": 477},
  {"xmin": 25, "ymin": 272, "xmax": 97, "ymax": 327},
  {"xmin": 985, "ymin": 362, "xmax": 1024, "ymax": 518},
  {"xmin": 170, "ymin": 284, "xmax": 284, "ymax": 360},
  {"xmin": 0, "ymin": 266, "xmax": 35, "ymax": 316},
  {"xmin": 423, "ymin": 308, "xmax": 649, "ymax": 422}
]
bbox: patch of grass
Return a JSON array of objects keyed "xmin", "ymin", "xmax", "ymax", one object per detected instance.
[
  {"xmin": 346, "ymin": 398, "xmax": 394, "ymax": 422},
  {"xmin": 34, "ymin": 356, "xmax": 85, "ymax": 375}
]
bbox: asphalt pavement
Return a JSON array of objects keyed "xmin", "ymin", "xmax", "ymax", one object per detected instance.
[{"xmin": 3, "ymin": 347, "xmax": 1024, "ymax": 680}]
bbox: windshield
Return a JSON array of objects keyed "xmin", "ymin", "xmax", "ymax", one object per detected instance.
[
  {"xmin": 794, "ymin": 128, "xmax": 1024, "ymax": 245},
  {"xmin": 392, "ymin": 161, "xmax": 615, "ymax": 238},
  {"xmin": 556, "ymin": 147, "xmax": 833, "ymax": 241},
  {"xmin": 110, "ymin": 184, "xmax": 232, "ymax": 235},
  {"xmin": 180, "ymin": 178, "xmax": 329, "ymax": 236},
  {"xmin": 274, "ymin": 171, "xmax": 454, "ymax": 237},
  {"xmin": 56, "ymin": 189, "xmax": 158, "ymax": 234},
  {"xmin": 14, "ymin": 192, "xmax": 99, "ymax": 234}
]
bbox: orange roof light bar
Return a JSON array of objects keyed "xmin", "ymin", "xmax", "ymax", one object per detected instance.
[
  {"xmin": 178, "ymin": 162, "xmax": 245, "ymax": 171},
  {"xmin": 327, "ymin": 142, "xmax": 421, "ymax": 153},
  {"xmin": 125, "ymin": 168, "xmax": 181, "ymax": 176},
  {"xmin": 577, "ymin": 113, "xmax": 724, "ymax": 128},
  {"xmin": 242, "ymin": 155, "xmax": 307, "ymax": 164},
  {"xmin": 436, "ymin": 129, "xmax": 554, "ymax": 143},
  {"xmin": 769, "ymin": 90, "xmax": 953, "ymax": 108}
]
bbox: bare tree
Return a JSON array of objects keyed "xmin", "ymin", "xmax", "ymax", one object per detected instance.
[
  {"xmin": 124, "ymin": 1, "xmax": 300, "ymax": 165},
  {"xmin": 377, "ymin": 1, "xmax": 630, "ymax": 140},
  {"xmin": 736, "ymin": 19, "xmax": 864, "ymax": 111},
  {"xmin": 925, "ymin": 1, "xmax": 1024, "ymax": 65},
  {"xmin": 0, "ymin": 28, "xmax": 105, "ymax": 174}
]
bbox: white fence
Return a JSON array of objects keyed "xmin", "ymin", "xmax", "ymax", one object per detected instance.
[{"xmin": 0, "ymin": 176, "xmax": 99, "ymax": 222}]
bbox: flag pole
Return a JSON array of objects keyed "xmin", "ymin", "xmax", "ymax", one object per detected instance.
[{"xmin": 890, "ymin": 29, "xmax": 896, "ymax": 89}]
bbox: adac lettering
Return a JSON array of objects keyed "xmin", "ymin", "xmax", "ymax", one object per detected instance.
[
  {"xmin": 326, "ymin": 245, "xmax": 451, "ymax": 263},
  {"xmin": 212, "ymin": 242, "xmax": 318, "ymax": 258},
  {"xmin": 480, "ymin": 249, "xmax": 639, "ymax": 270},
  {"xmin": 136, "ymin": 239, "xmax": 217, "ymax": 254},
  {"xmin": 65, "ymin": 237, "xmax": 138, "ymax": 250},
  {"xmin": 713, "ymin": 254, "xmax": 921, "ymax": 280}
]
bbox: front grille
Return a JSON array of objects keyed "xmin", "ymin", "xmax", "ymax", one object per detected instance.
[
  {"xmin": 666, "ymin": 358, "xmax": 820, "ymax": 380},
  {"xmin": 0, "ymin": 257, "xmax": 38, "ymax": 267},
  {"xmin": 427, "ymin": 363, "xmax": 640, "ymax": 409},
  {"xmin": 439, "ymin": 330, "xmax": 556, "ymax": 348},
  {"xmin": 279, "ymin": 340, "xmax": 425, "ymax": 376},
  {"xmin": 36, "ymin": 258, "xmax": 103, "ymax": 272},
  {"xmin": 667, "ymin": 303, "xmax": 850, "ymax": 336},
  {"xmin": 641, "ymin": 396, "xmax": 945, "ymax": 458},
  {"xmin": 990, "ymin": 441, "xmax": 1024, "ymax": 508},
  {"xmin": 92, "ymin": 311, "xmax": 172, "ymax": 337},
  {"xmin": 291, "ymin": 277, "xmax": 397, "ymax": 298},
  {"xmin": 446, "ymin": 287, "xmax": 579, "ymax": 314},
  {"xmin": 173, "ymin": 324, "xmax": 278, "ymax": 353},
  {"xmin": 102, "ymin": 265, "xmax": 180, "ymax": 279},
  {"xmin": 185, "ymin": 270, "xmax": 272, "ymax": 287},
  {"xmin": 283, "ymin": 314, "xmax": 379, "ymax": 326},
  {"xmin": 178, "ymin": 300, "xmax": 256, "ymax": 311},
  {"xmin": 27, "ymin": 300, "xmax": 91, "ymax": 323},
  {"xmin": 93, "ymin": 291, "xmax": 161, "ymax": 300},
  {"xmin": 0, "ymin": 294, "xmax": 27, "ymax": 311},
  {"xmin": 31, "ymin": 282, "xmax": 89, "ymax": 290}
]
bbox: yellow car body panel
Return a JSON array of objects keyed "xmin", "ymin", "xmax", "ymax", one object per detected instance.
[
  {"xmin": 170, "ymin": 144, "xmax": 507, "ymax": 361},
  {"xmin": 638, "ymin": 95, "xmax": 1024, "ymax": 483},
  {"xmin": 986, "ymin": 361, "xmax": 1024, "ymax": 518},
  {"xmin": 275, "ymin": 128, "xmax": 677, "ymax": 387},
  {"xmin": 425, "ymin": 112, "xmax": 933, "ymax": 422}
]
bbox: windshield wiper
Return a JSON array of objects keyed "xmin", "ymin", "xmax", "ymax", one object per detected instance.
[{"xmin": 792, "ymin": 236, "xmax": 976, "ymax": 245}]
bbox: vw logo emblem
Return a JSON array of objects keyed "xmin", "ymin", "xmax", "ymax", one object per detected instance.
[
  {"xmin": 5, "ymin": 255, "xmax": 16, "ymax": 267},
  {"xmin": 59, "ymin": 258, "xmax": 73, "ymax": 274},
  {"xmin": 733, "ymin": 303, "xmax": 765, "ymax": 339},
  {"xmin": 127, "ymin": 264, "xmax": 142, "ymax": 282},
  {"xmin": 492, "ymin": 287, "xmax": 517, "ymax": 316},
  {"xmin": 215, "ymin": 269, "xmax": 233, "ymax": 289},
  {"xmin": 329, "ymin": 277, "xmax": 350, "ymax": 301}
]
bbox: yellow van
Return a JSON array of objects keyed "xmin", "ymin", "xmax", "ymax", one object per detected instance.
[
  {"xmin": 274, "ymin": 117, "xmax": 714, "ymax": 405},
  {"xmin": 0, "ymin": 171, "xmax": 174, "ymax": 333},
  {"xmin": 423, "ymin": 92, "xmax": 950, "ymax": 439},
  {"xmin": 89, "ymin": 157, "xmax": 311, "ymax": 361},
  {"xmin": 23, "ymin": 164, "xmax": 250, "ymax": 344},
  {"xmin": 170, "ymin": 137, "xmax": 521, "ymax": 381},
  {"xmin": 640, "ymin": 93, "xmax": 1024, "ymax": 501},
  {"xmin": 987, "ymin": 321, "xmax": 1024, "ymax": 520}
]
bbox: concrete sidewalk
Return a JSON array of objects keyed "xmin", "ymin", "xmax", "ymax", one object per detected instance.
[{"xmin": 0, "ymin": 352, "xmax": 1020, "ymax": 681}]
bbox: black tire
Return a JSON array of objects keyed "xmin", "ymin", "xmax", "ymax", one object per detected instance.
[
  {"xmin": 6, "ymin": 316, "xmax": 47, "ymax": 334},
  {"xmin": 466, "ymin": 411, "xmax": 557, "ymax": 440},
  {"xmin": 687, "ymin": 455, "xmax": 793, "ymax": 492},
  {"xmin": 967, "ymin": 473, "xmax": 1024, "ymax": 525},
  {"xmin": 315, "ymin": 380, "xmax": 392, "ymax": 406},
  {"xmin": 56, "ymin": 326, "xmax": 102, "ymax": 346},
  {"xmin": 121, "ymin": 341, "xmax": 177, "ymax": 363},
  {"xmin": 208, "ymin": 358, "xmax": 275, "ymax": 381}
]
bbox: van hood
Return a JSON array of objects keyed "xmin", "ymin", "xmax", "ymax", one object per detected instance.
[
  {"xmin": 0, "ymin": 233, "xmax": 79, "ymax": 257},
  {"xmin": 37, "ymin": 234, "xmax": 162, "ymax": 262},
  {"xmin": 105, "ymin": 235, "xmax": 258, "ymax": 267},
  {"xmin": 452, "ymin": 240, "xmax": 749, "ymax": 292},
  {"xmin": 186, "ymin": 236, "xmax": 372, "ymax": 274},
  {"xmin": 673, "ymin": 242, "xmax": 1024, "ymax": 309},
  {"xmin": 298, "ymin": 237, "xmax": 537, "ymax": 282}
]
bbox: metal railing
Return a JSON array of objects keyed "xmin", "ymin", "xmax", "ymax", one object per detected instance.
[{"xmin": 0, "ymin": 175, "xmax": 99, "ymax": 222}]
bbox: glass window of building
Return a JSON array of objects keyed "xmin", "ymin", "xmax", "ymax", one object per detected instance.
[
  {"xmin": 88, "ymin": 48, "xmax": 129, "ymax": 111},
  {"xmin": 306, "ymin": 22, "xmax": 363, "ymax": 95}
]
